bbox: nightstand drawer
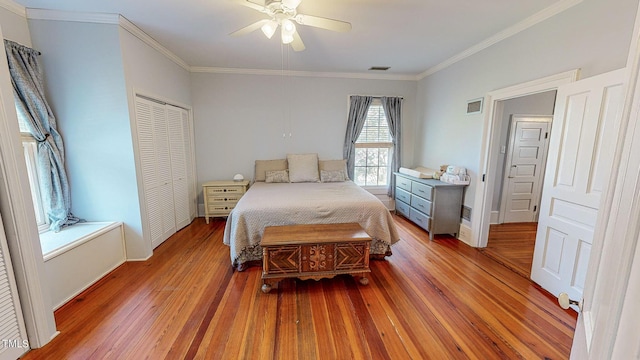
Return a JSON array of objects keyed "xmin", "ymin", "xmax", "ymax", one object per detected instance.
[
  {"xmin": 410, "ymin": 195, "xmax": 432, "ymax": 216},
  {"xmin": 207, "ymin": 194, "xmax": 243, "ymax": 203},
  {"xmin": 411, "ymin": 182, "xmax": 433, "ymax": 201},
  {"xmin": 206, "ymin": 186, "xmax": 245, "ymax": 195}
]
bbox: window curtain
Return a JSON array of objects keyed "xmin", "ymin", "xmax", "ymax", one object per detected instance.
[
  {"xmin": 381, "ymin": 96, "xmax": 402, "ymax": 198},
  {"xmin": 4, "ymin": 39, "xmax": 79, "ymax": 232},
  {"xmin": 343, "ymin": 95, "xmax": 373, "ymax": 180}
]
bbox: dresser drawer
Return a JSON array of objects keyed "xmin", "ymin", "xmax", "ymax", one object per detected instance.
[
  {"xmin": 411, "ymin": 182, "xmax": 433, "ymax": 201},
  {"xmin": 410, "ymin": 194, "xmax": 432, "ymax": 216},
  {"xmin": 396, "ymin": 176, "xmax": 412, "ymax": 191},
  {"xmin": 395, "ymin": 199, "xmax": 410, "ymax": 217},
  {"xmin": 409, "ymin": 208, "xmax": 431, "ymax": 232},
  {"xmin": 396, "ymin": 188, "xmax": 411, "ymax": 204}
]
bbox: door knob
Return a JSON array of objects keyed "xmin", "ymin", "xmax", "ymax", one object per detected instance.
[{"xmin": 558, "ymin": 292, "xmax": 582, "ymax": 311}]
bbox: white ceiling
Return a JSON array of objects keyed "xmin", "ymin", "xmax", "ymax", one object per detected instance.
[{"xmin": 14, "ymin": 0, "xmax": 567, "ymax": 77}]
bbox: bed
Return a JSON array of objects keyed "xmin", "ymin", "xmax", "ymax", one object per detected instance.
[{"xmin": 222, "ymin": 156, "xmax": 400, "ymax": 270}]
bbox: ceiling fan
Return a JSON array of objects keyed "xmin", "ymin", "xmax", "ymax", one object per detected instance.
[{"xmin": 230, "ymin": 0, "xmax": 352, "ymax": 52}]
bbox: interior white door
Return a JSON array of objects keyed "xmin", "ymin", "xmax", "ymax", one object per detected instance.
[
  {"xmin": 531, "ymin": 68, "xmax": 626, "ymax": 299},
  {"xmin": 500, "ymin": 116, "xmax": 551, "ymax": 223}
]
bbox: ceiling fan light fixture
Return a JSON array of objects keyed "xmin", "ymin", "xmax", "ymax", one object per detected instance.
[
  {"xmin": 261, "ymin": 20, "xmax": 278, "ymax": 39},
  {"xmin": 282, "ymin": 19, "xmax": 296, "ymax": 34},
  {"xmin": 281, "ymin": 19, "xmax": 296, "ymax": 44}
]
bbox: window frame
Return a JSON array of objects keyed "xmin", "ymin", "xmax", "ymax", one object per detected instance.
[
  {"xmin": 19, "ymin": 130, "xmax": 49, "ymax": 232},
  {"xmin": 353, "ymin": 100, "xmax": 393, "ymax": 188}
]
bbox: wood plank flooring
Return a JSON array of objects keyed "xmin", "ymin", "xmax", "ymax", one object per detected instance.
[
  {"xmin": 21, "ymin": 215, "xmax": 576, "ymax": 359},
  {"xmin": 481, "ymin": 222, "xmax": 538, "ymax": 278}
]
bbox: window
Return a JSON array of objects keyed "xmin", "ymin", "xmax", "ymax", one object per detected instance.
[
  {"xmin": 354, "ymin": 100, "xmax": 392, "ymax": 187},
  {"xmin": 16, "ymin": 110, "xmax": 48, "ymax": 232}
]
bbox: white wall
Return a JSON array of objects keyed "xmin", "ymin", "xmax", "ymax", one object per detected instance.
[
  {"xmin": 0, "ymin": 5, "xmax": 30, "ymax": 46},
  {"xmin": 190, "ymin": 72, "xmax": 417, "ymax": 206},
  {"xmin": 491, "ymin": 91, "xmax": 556, "ymax": 212},
  {"xmin": 415, "ymin": 0, "xmax": 638, "ymax": 220},
  {"xmin": 119, "ymin": 28, "xmax": 192, "ymax": 106},
  {"xmin": 27, "ymin": 20, "xmax": 147, "ymax": 258}
]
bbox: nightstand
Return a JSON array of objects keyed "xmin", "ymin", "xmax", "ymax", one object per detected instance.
[{"xmin": 202, "ymin": 180, "xmax": 249, "ymax": 223}]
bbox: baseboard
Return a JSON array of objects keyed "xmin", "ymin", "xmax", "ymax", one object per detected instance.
[
  {"xmin": 458, "ymin": 223, "xmax": 472, "ymax": 245},
  {"xmin": 490, "ymin": 211, "xmax": 500, "ymax": 224}
]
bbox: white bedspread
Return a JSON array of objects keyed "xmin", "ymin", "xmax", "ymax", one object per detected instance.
[{"xmin": 223, "ymin": 181, "xmax": 400, "ymax": 268}]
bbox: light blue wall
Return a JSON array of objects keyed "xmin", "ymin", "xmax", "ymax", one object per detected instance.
[
  {"xmin": 119, "ymin": 28, "xmax": 192, "ymax": 106},
  {"xmin": 28, "ymin": 20, "xmax": 146, "ymax": 258},
  {"xmin": 415, "ymin": 0, "xmax": 639, "ymax": 212},
  {"xmin": 190, "ymin": 72, "xmax": 417, "ymax": 206}
]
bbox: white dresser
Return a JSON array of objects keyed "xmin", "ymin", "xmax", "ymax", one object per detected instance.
[
  {"xmin": 202, "ymin": 180, "xmax": 249, "ymax": 223},
  {"xmin": 394, "ymin": 173, "xmax": 464, "ymax": 240}
]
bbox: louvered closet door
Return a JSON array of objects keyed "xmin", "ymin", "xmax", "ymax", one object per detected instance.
[
  {"xmin": 135, "ymin": 97, "xmax": 176, "ymax": 249},
  {"xmin": 0, "ymin": 213, "xmax": 29, "ymax": 359},
  {"xmin": 135, "ymin": 98, "xmax": 164, "ymax": 247},
  {"xmin": 167, "ymin": 105, "xmax": 190, "ymax": 230},
  {"xmin": 152, "ymin": 103, "xmax": 177, "ymax": 243},
  {"xmin": 181, "ymin": 109, "xmax": 197, "ymax": 220}
]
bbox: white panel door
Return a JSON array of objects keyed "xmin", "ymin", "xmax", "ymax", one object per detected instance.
[
  {"xmin": 0, "ymin": 213, "xmax": 29, "ymax": 359},
  {"xmin": 500, "ymin": 116, "xmax": 551, "ymax": 223},
  {"xmin": 531, "ymin": 69, "xmax": 626, "ymax": 299}
]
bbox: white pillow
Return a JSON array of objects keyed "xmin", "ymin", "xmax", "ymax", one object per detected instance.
[{"xmin": 287, "ymin": 153, "xmax": 319, "ymax": 183}]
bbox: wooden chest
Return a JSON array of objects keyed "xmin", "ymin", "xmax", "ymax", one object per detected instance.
[{"xmin": 261, "ymin": 223, "xmax": 371, "ymax": 293}]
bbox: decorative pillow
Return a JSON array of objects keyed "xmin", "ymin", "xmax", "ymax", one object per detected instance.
[
  {"xmin": 254, "ymin": 159, "xmax": 288, "ymax": 182},
  {"xmin": 287, "ymin": 153, "xmax": 320, "ymax": 183},
  {"xmin": 319, "ymin": 159, "xmax": 350, "ymax": 180},
  {"xmin": 320, "ymin": 169, "xmax": 347, "ymax": 182},
  {"xmin": 265, "ymin": 169, "xmax": 290, "ymax": 183}
]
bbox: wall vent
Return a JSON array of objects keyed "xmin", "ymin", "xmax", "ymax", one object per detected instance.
[
  {"xmin": 369, "ymin": 66, "xmax": 390, "ymax": 71},
  {"xmin": 461, "ymin": 206, "xmax": 472, "ymax": 221},
  {"xmin": 466, "ymin": 98, "xmax": 483, "ymax": 114}
]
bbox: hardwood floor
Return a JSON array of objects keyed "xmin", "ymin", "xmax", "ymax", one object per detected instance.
[
  {"xmin": 22, "ymin": 215, "xmax": 576, "ymax": 360},
  {"xmin": 481, "ymin": 222, "xmax": 538, "ymax": 278}
]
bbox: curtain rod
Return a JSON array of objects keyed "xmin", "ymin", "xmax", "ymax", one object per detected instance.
[
  {"xmin": 350, "ymin": 95, "xmax": 404, "ymax": 100},
  {"xmin": 3, "ymin": 39, "xmax": 41, "ymax": 56}
]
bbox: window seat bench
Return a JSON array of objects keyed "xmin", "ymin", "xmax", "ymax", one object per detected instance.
[{"xmin": 41, "ymin": 221, "xmax": 126, "ymax": 310}]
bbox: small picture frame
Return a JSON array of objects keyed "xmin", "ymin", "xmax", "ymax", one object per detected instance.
[{"xmin": 466, "ymin": 98, "xmax": 483, "ymax": 115}]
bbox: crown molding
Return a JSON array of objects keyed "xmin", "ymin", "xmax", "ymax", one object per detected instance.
[
  {"xmin": 417, "ymin": 0, "xmax": 584, "ymax": 80},
  {"xmin": 26, "ymin": 8, "xmax": 120, "ymax": 24},
  {"xmin": 23, "ymin": 9, "xmax": 190, "ymax": 72},
  {"xmin": 190, "ymin": 66, "xmax": 419, "ymax": 81},
  {"xmin": 118, "ymin": 16, "xmax": 190, "ymax": 71},
  {"xmin": 0, "ymin": 0, "xmax": 25, "ymax": 17}
]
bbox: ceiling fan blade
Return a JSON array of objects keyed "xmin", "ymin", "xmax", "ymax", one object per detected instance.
[
  {"xmin": 230, "ymin": 19, "xmax": 270, "ymax": 36},
  {"xmin": 232, "ymin": 0, "xmax": 268, "ymax": 13},
  {"xmin": 282, "ymin": 0, "xmax": 301, "ymax": 10},
  {"xmin": 294, "ymin": 14, "xmax": 352, "ymax": 32},
  {"xmin": 290, "ymin": 31, "xmax": 305, "ymax": 51}
]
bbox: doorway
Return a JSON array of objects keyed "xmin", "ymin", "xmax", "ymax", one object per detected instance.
[{"xmin": 482, "ymin": 91, "xmax": 556, "ymax": 278}]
